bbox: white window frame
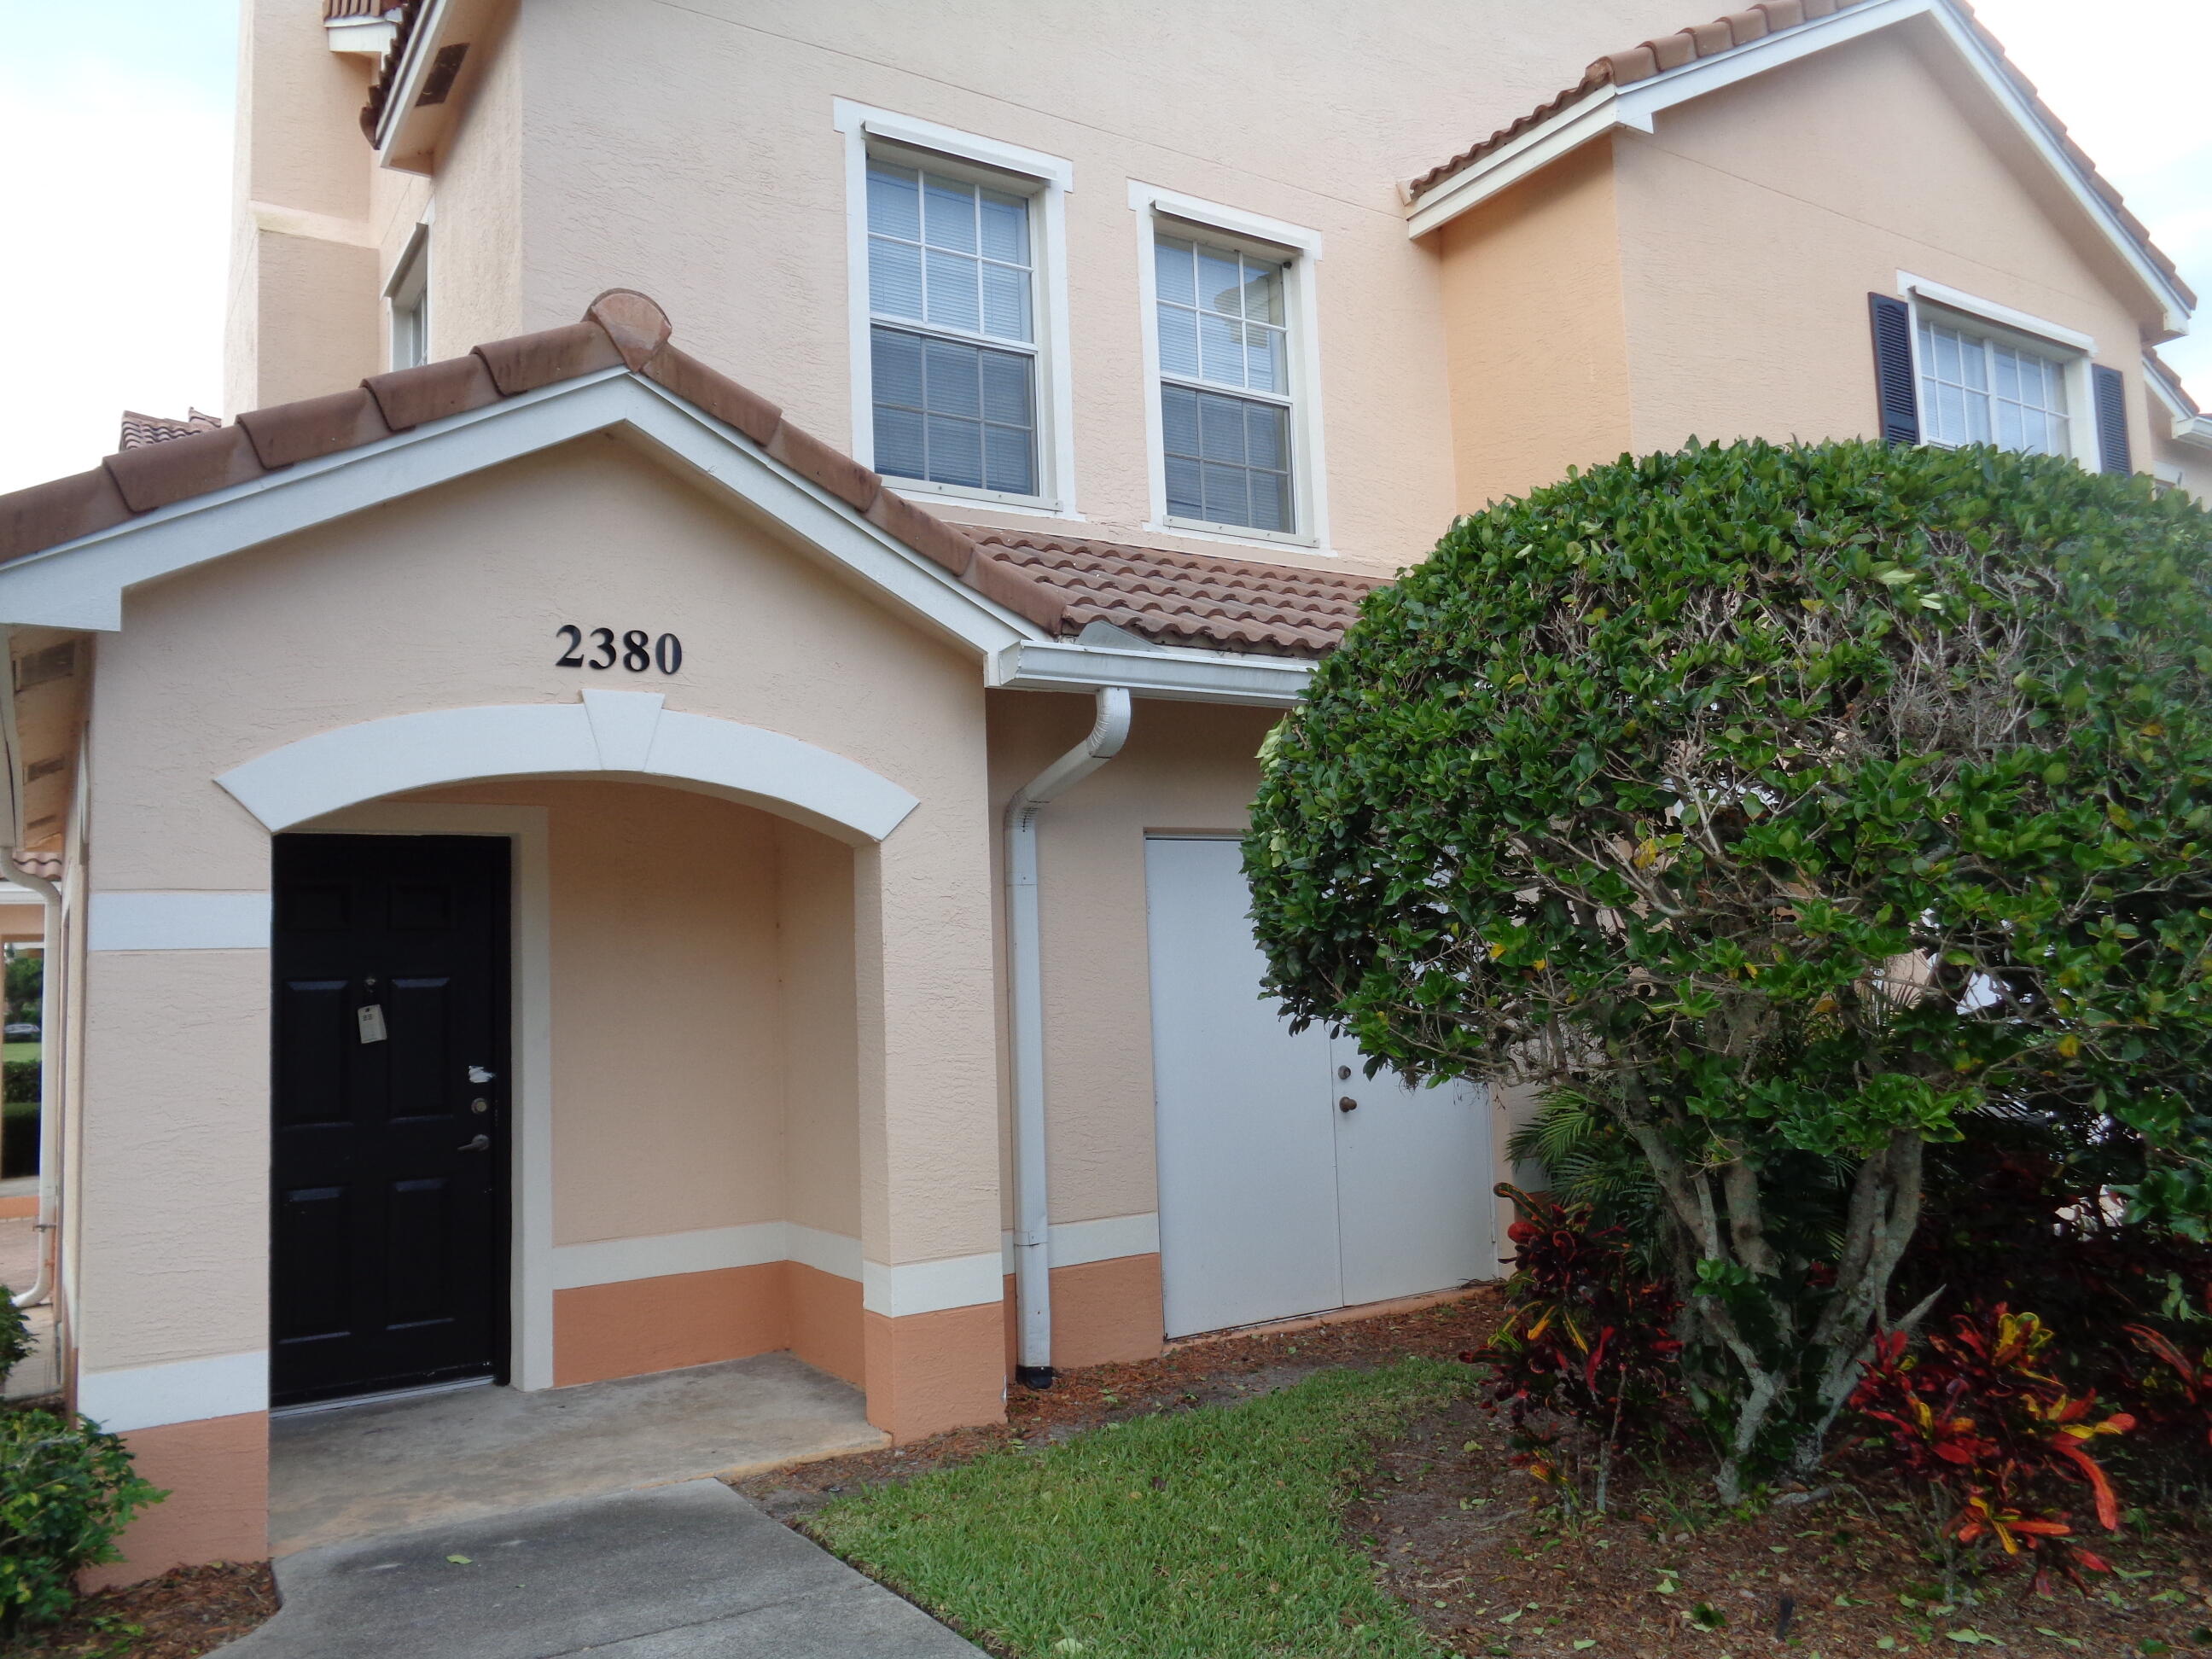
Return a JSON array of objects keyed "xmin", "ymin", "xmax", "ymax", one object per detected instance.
[
  {"xmin": 1131, "ymin": 182, "xmax": 1330, "ymax": 553},
  {"xmin": 386, "ymin": 220, "xmax": 431, "ymax": 371},
  {"xmin": 1896, "ymin": 272, "xmax": 2097, "ymax": 469},
  {"xmin": 835, "ymin": 100, "xmax": 1077, "ymax": 519}
]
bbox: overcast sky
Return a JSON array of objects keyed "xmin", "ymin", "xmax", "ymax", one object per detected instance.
[{"xmin": 0, "ymin": 0, "xmax": 2205, "ymax": 493}]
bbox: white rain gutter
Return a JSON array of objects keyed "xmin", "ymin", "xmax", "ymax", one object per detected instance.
[
  {"xmin": 1005, "ymin": 685, "xmax": 1132, "ymax": 1387},
  {"xmin": 5, "ymin": 856, "xmax": 59, "ymax": 1310}
]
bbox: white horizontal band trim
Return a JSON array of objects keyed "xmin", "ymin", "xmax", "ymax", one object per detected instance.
[
  {"xmin": 1898, "ymin": 271, "xmax": 2094, "ymax": 353},
  {"xmin": 79, "ymin": 1350, "xmax": 268, "ymax": 1433},
  {"xmin": 550, "ymin": 1222, "xmax": 787, "ymax": 1290},
  {"xmin": 550, "ymin": 1221, "xmax": 869, "ymax": 1291},
  {"xmin": 992, "ymin": 639, "xmax": 1313, "ymax": 707},
  {"xmin": 1049, "ymin": 1212, "xmax": 1161, "ymax": 1269},
  {"xmin": 1128, "ymin": 178, "xmax": 1324, "ymax": 258},
  {"xmin": 89, "ymin": 891, "xmax": 271, "ymax": 952},
  {"xmin": 788, "ymin": 1223, "xmax": 865, "ymax": 1283},
  {"xmin": 862, "ymin": 1249, "xmax": 1004, "ymax": 1318}
]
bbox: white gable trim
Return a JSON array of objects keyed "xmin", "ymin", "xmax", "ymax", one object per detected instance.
[
  {"xmin": 215, "ymin": 692, "xmax": 921, "ymax": 845},
  {"xmin": 0, "ymin": 373, "xmax": 1045, "ymax": 661},
  {"xmin": 2145, "ymin": 358, "xmax": 2212, "ymax": 451},
  {"xmin": 1406, "ymin": 0, "xmax": 2192, "ymax": 334}
]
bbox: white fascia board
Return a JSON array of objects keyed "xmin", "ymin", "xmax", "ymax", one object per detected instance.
[
  {"xmin": 1405, "ymin": 0, "xmax": 2197, "ymax": 332},
  {"xmin": 370, "ymin": 0, "xmax": 448, "ymax": 153},
  {"xmin": 992, "ymin": 638, "xmax": 1314, "ymax": 707},
  {"xmin": 2143, "ymin": 361, "xmax": 2212, "ymax": 448},
  {"xmin": 1406, "ymin": 91, "xmax": 1629, "ymax": 238},
  {"xmin": 0, "ymin": 375, "xmax": 1040, "ymax": 665}
]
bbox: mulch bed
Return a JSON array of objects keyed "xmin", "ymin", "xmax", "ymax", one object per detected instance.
[
  {"xmin": 0, "ymin": 1563, "xmax": 276, "ymax": 1659},
  {"xmin": 733, "ymin": 1289, "xmax": 1508, "ymax": 1522},
  {"xmin": 1354, "ymin": 1394, "xmax": 2212, "ymax": 1657}
]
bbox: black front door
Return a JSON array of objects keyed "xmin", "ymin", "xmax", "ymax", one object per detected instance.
[{"xmin": 271, "ymin": 835, "xmax": 510, "ymax": 1406}]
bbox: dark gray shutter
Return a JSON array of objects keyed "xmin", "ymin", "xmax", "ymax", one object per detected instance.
[
  {"xmin": 1869, "ymin": 294, "xmax": 1918, "ymax": 445},
  {"xmin": 2093, "ymin": 364, "xmax": 2132, "ymax": 474}
]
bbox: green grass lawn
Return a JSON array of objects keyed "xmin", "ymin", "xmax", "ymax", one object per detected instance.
[
  {"xmin": 3, "ymin": 1042, "xmax": 38, "ymax": 1064},
  {"xmin": 808, "ymin": 1358, "xmax": 1469, "ymax": 1659}
]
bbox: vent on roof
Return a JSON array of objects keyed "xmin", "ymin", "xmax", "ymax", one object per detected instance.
[{"xmin": 119, "ymin": 409, "xmax": 221, "ymax": 451}]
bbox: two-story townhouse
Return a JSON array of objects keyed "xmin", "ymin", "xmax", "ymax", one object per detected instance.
[{"xmin": 0, "ymin": 0, "xmax": 2196, "ymax": 1584}]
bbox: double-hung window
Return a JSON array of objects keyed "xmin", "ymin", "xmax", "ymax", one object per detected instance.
[
  {"xmin": 1916, "ymin": 315, "xmax": 2072, "ymax": 457},
  {"xmin": 1133, "ymin": 186, "xmax": 1323, "ymax": 546},
  {"xmin": 865, "ymin": 158, "xmax": 1041, "ymax": 499},
  {"xmin": 1154, "ymin": 235, "xmax": 1295, "ymax": 533}
]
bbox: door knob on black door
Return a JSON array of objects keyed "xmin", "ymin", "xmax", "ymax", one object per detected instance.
[
  {"xmin": 458, "ymin": 1133, "xmax": 492, "ymax": 1153},
  {"xmin": 1338, "ymin": 1096, "xmax": 1359, "ymax": 1113}
]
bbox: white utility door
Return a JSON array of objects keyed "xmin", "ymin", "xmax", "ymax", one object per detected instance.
[{"xmin": 1144, "ymin": 836, "xmax": 1493, "ymax": 1339}]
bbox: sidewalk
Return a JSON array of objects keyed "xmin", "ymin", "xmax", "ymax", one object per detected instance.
[{"xmin": 214, "ymin": 1479, "xmax": 983, "ymax": 1659}]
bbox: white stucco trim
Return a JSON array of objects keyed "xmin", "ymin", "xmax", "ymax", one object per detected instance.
[
  {"xmin": 998, "ymin": 1212, "xmax": 1161, "ymax": 1272},
  {"xmin": 78, "ymin": 1350, "xmax": 269, "ymax": 1433},
  {"xmin": 861, "ymin": 1250, "xmax": 1004, "ymax": 1318},
  {"xmin": 215, "ymin": 693, "xmax": 921, "ymax": 846},
  {"xmin": 992, "ymin": 638, "xmax": 1314, "ymax": 707},
  {"xmin": 87, "ymin": 891, "xmax": 271, "ymax": 952},
  {"xmin": 1898, "ymin": 272, "xmax": 2095, "ymax": 353},
  {"xmin": 550, "ymin": 1221, "xmax": 870, "ymax": 1290},
  {"xmin": 1403, "ymin": 0, "xmax": 2194, "ymax": 332},
  {"xmin": 292, "ymin": 801, "xmax": 558, "ymax": 1390},
  {"xmin": 0, "ymin": 374, "xmax": 1043, "ymax": 664}
]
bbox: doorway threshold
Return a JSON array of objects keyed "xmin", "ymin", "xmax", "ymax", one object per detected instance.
[{"xmin": 271, "ymin": 1375, "xmax": 495, "ymax": 1419}]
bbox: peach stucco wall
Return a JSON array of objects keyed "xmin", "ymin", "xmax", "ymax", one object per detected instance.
[
  {"xmin": 234, "ymin": 1, "xmax": 1731, "ymax": 575},
  {"xmin": 985, "ymin": 690, "xmax": 1282, "ymax": 1232},
  {"xmin": 1436, "ymin": 138, "xmax": 1633, "ymax": 512},
  {"xmin": 1612, "ymin": 23, "xmax": 2158, "ymax": 466},
  {"xmin": 74, "ymin": 434, "xmax": 999, "ymax": 1385}
]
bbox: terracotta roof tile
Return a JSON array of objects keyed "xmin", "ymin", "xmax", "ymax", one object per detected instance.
[
  {"xmin": 117, "ymin": 409, "xmax": 219, "ymax": 451},
  {"xmin": 1406, "ymin": 0, "xmax": 2194, "ymax": 310},
  {"xmin": 962, "ymin": 529, "xmax": 1382, "ymax": 658},
  {"xmin": 0, "ymin": 289, "xmax": 1371, "ymax": 660}
]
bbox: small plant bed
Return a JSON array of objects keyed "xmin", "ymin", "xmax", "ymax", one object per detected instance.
[
  {"xmin": 1353, "ymin": 1392, "xmax": 2211, "ymax": 1656},
  {"xmin": 735, "ymin": 1290, "xmax": 1504, "ymax": 1523},
  {"xmin": 0, "ymin": 1563, "xmax": 276, "ymax": 1659},
  {"xmin": 806, "ymin": 1357, "xmax": 1476, "ymax": 1658}
]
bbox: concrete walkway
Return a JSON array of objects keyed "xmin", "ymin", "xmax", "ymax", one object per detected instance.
[
  {"xmin": 216, "ymin": 1479, "xmax": 984, "ymax": 1658},
  {"xmin": 273, "ymin": 1353, "xmax": 887, "ymax": 1553}
]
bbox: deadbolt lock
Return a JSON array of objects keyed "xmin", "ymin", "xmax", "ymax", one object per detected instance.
[{"xmin": 470, "ymin": 1098, "xmax": 490, "ymax": 1115}]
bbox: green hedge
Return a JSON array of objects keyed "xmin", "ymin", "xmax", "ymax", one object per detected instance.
[{"xmin": 3, "ymin": 1062, "xmax": 35, "ymax": 1106}]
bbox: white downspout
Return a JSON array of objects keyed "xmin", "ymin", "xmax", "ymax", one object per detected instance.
[
  {"xmin": 6, "ymin": 858, "xmax": 60, "ymax": 1309},
  {"xmin": 1006, "ymin": 685, "xmax": 1132, "ymax": 1388}
]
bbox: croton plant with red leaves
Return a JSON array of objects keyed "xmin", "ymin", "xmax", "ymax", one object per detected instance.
[{"xmin": 1849, "ymin": 1306, "xmax": 2133, "ymax": 1591}]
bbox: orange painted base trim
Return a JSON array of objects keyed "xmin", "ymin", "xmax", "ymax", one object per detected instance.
[
  {"xmin": 1000, "ymin": 1254, "xmax": 1168, "ymax": 1371},
  {"xmin": 553, "ymin": 1262, "xmax": 789, "ymax": 1386},
  {"xmin": 789, "ymin": 1260, "xmax": 864, "ymax": 1386},
  {"xmin": 1050, "ymin": 1253, "xmax": 1164, "ymax": 1368},
  {"xmin": 0, "ymin": 1193, "xmax": 39, "ymax": 1220},
  {"xmin": 81, "ymin": 1413, "xmax": 269, "ymax": 1590},
  {"xmin": 862, "ymin": 1301, "xmax": 1006, "ymax": 1443}
]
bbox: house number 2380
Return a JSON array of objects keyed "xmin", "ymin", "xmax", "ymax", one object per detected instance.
[{"xmin": 554, "ymin": 626, "xmax": 683, "ymax": 674}]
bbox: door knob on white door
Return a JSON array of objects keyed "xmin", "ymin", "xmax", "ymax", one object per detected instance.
[{"xmin": 1338, "ymin": 1096, "xmax": 1359, "ymax": 1113}]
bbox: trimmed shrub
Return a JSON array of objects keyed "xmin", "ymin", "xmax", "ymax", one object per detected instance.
[
  {"xmin": 0, "ymin": 1409, "xmax": 165, "ymax": 1633},
  {"xmin": 1249, "ymin": 438, "xmax": 2212, "ymax": 1498},
  {"xmin": 3, "ymin": 1060, "xmax": 38, "ymax": 1105}
]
